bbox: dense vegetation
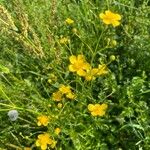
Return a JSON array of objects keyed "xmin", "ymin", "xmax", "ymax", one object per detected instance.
[{"xmin": 0, "ymin": 0, "xmax": 150, "ymax": 149}]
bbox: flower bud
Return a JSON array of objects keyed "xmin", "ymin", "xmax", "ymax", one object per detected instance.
[{"xmin": 110, "ymin": 55, "xmax": 116, "ymax": 61}]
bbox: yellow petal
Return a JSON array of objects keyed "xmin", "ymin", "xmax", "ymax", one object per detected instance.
[
  {"xmin": 69, "ymin": 65, "xmax": 76, "ymax": 72},
  {"xmin": 103, "ymin": 19, "xmax": 111, "ymax": 25},
  {"xmin": 115, "ymin": 14, "xmax": 121, "ymax": 20},
  {"xmin": 105, "ymin": 10, "xmax": 111, "ymax": 15},
  {"xmin": 112, "ymin": 21, "xmax": 120, "ymax": 27},
  {"xmin": 41, "ymin": 144, "xmax": 47, "ymax": 150},
  {"xmin": 38, "ymin": 134, "xmax": 43, "ymax": 139},
  {"xmin": 91, "ymin": 111, "xmax": 98, "ymax": 116},
  {"xmin": 37, "ymin": 122, "xmax": 41, "ymax": 126},
  {"xmin": 77, "ymin": 69, "xmax": 86, "ymax": 76},
  {"xmin": 43, "ymin": 122, "xmax": 48, "ymax": 126},
  {"xmin": 101, "ymin": 103, "xmax": 108, "ymax": 110},
  {"xmin": 77, "ymin": 55, "xmax": 85, "ymax": 61},
  {"xmin": 36, "ymin": 140, "xmax": 40, "ymax": 146},
  {"xmin": 66, "ymin": 18, "xmax": 74, "ymax": 24},
  {"xmin": 98, "ymin": 110, "xmax": 106, "ymax": 116},
  {"xmin": 83, "ymin": 63, "xmax": 91, "ymax": 70},
  {"xmin": 95, "ymin": 104, "xmax": 101, "ymax": 108},
  {"xmin": 69, "ymin": 55, "xmax": 77, "ymax": 64},
  {"xmin": 88, "ymin": 104, "xmax": 95, "ymax": 111},
  {"xmin": 66, "ymin": 92, "xmax": 75, "ymax": 99},
  {"xmin": 99, "ymin": 13, "xmax": 105, "ymax": 19}
]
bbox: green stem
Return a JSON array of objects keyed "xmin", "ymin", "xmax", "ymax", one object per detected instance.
[{"xmin": 0, "ymin": 87, "xmax": 15, "ymax": 106}]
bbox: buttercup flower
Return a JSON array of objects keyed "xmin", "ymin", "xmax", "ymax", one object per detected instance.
[
  {"xmin": 52, "ymin": 91, "xmax": 63, "ymax": 101},
  {"xmin": 37, "ymin": 115, "xmax": 49, "ymax": 126},
  {"xmin": 88, "ymin": 103, "xmax": 108, "ymax": 116},
  {"xmin": 36, "ymin": 133, "xmax": 52, "ymax": 150},
  {"xmin": 59, "ymin": 85, "xmax": 71, "ymax": 94},
  {"xmin": 65, "ymin": 18, "xmax": 74, "ymax": 24},
  {"xmin": 99, "ymin": 10, "xmax": 121, "ymax": 27},
  {"xmin": 69, "ymin": 55, "xmax": 90, "ymax": 76},
  {"xmin": 8, "ymin": 110, "xmax": 19, "ymax": 121},
  {"xmin": 55, "ymin": 127, "xmax": 61, "ymax": 135}
]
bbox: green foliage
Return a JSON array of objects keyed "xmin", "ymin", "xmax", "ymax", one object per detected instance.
[{"xmin": 0, "ymin": 0, "xmax": 150, "ymax": 149}]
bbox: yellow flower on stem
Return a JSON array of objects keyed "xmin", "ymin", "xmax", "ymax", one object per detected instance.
[
  {"xmin": 55, "ymin": 127, "xmax": 61, "ymax": 135},
  {"xmin": 37, "ymin": 115, "xmax": 49, "ymax": 126},
  {"xmin": 65, "ymin": 18, "xmax": 74, "ymax": 24},
  {"xmin": 99, "ymin": 10, "xmax": 121, "ymax": 27},
  {"xmin": 59, "ymin": 85, "xmax": 71, "ymax": 94},
  {"xmin": 36, "ymin": 133, "xmax": 53, "ymax": 150},
  {"xmin": 69, "ymin": 55, "xmax": 90, "ymax": 76},
  {"xmin": 52, "ymin": 91, "xmax": 63, "ymax": 101},
  {"xmin": 88, "ymin": 103, "xmax": 108, "ymax": 116}
]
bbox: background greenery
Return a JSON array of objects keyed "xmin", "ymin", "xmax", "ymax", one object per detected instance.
[{"xmin": 0, "ymin": 0, "xmax": 150, "ymax": 149}]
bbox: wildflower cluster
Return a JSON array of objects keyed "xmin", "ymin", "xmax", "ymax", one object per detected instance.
[
  {"xmin": 35, "ymin": 115, "xmax": 60, "ymax": 149},
  {"xmin": 68, "ymin": 54, "xmax": 108, "ymax": 81},
  {"xmin": 3, "ymin": 1, "xmax": 149, "ymax": 149},
  {"xmin": 52, "ymin": 84, "xmax": 75, "ymax": 101}
]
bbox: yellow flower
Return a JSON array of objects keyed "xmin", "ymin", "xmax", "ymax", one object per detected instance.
[
  {"xmin": 88, "ymin": 103, "xmax": 108, "ymax": 116},
  {"xmin": 36, "ymin": 133, "xmax": 53, "ymax": 150},
  {"xmin": 69, "ymin": 55, "xmax": 90, "ymax": 76},
  {"xmin": 59, "ymin": 37, "xmax": 70, "ymax": 44},
  {"xmin": 65, "ymin": 18, "xmax": 74, "ymax": 24},
  {"xmin": 52, "ymin": 91, "xmax": 63, "ymax": 101},
  {"xmin": 59, "ymin": 85, "xmax": 71, "ymax": 94},
  {"xmin": 99, "ymin": 10, "xmax": 121, "ymax": 27},
  {"xmin": 37, "ymin": 115, "xmax": 49, "ymax": 126},
  {"xmin": 84, "ymin": 68, "xmax": 99, "ymax": 81},
  {"xmin": 97, "ymin": 64, "xmax": 108, "ymax": 76},
  {"xmin": 66, "ymin": 92, "xmax": 75, "ymax": 99},
  {"xmin": 55, "ymin": 127, "xmax": 61, "ymax": 135}
]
